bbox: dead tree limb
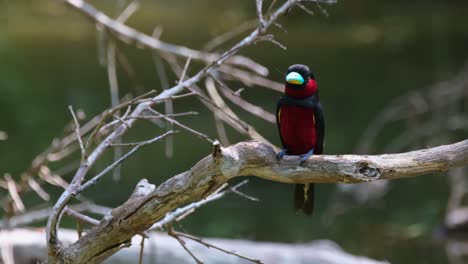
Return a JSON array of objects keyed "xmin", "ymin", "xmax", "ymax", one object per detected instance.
[{"xmin": 52, "ymin": 139, "xmax": 467, "ymax": 263}]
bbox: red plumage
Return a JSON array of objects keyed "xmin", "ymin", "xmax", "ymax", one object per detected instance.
[
  {"xmin": 276, "ymin": 64, "xmax": 324, "ymax": 215},
  {"xmin": 278, "ymin": 79, "xmax": 318, "ymax": 154}
]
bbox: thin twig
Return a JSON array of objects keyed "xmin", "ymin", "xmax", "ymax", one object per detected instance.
[
  {"xmin": 213, "ymin": 113, "xmax": 230, "ymax": 146},
  {"xmin": 179, "ymin": 56, "xmax": 192, "ymax": 84},
  {"xmin": 266, "ymin": 0, "xmax": 278, "ymax": 15},
  {"xmin": 4, "ymin": 174, "xmax": 25, "ymax": 213},
  {"xmin": 203, "ymin": 20, "xmax": 257, "ymax": 52},
  {"xmin": 158, "ymin": 52, "xmax": 252, "ymax": 137},
  {"xmin": 176, "ymin": 231, "xmax": 263, "ymax": 264},
  {"xmin": 65, "ymin": 208, "xmax": 100, "ymax": 226},
  {"xmin": 210, "ymin": 75, "xmax": 276, "ymax": 123},
  {"xmin": 139, "ymin": 235, "xmax": 145, "ymax": 264},
  {"xmin": 297, "ymin": 2, "xmax": 315, "ymax": 15},
  {"xmin": 255, "ymin": 34, "xmax": 287, "ymax": 50},
  {"xmin": 152, "ymin": 40, "xmax": 174, "ymax": 158},
  {"xmin": 315, "ymin": 1, "xmax": 329, "ymax": 17},
  {"xmin": 167, "ymin": 225, "xmax": 203, "ymax": 264},
  {"xmin": 27, "ymin": 177, "xmax": 50, "ymax": 201},
  {"xmin": 147, "ymin": 108, "xmax": 214, "ymax": 143},
  {"xmin": 256, "ymin": 0, "xmax": 265, "ymax": 28},
  {"xmin": 135, "ymin": 92, "xmax": 197, "ymax": 104},
  {"xmin": 0, "ymin": 202, "xmax": 111, "ymax": 228},
  {"xmin": 65, "ymin": 0, "xmax": 269, "ymax": 76},
  {"xmin": 116, "ymin": 0, "xmax": 140, "ymax": 23},
  {"xmin": 68, "ymin": 105, "xmax": 86, "ymax": 159},
  {"xmin": 100, "ymin": 111, "xmax": 198, "ymax": 132},
  {"xmin": 76, "ymin": 218, "xmax": 83, "ymax": 239},
  {"xmin": 151, "ymin": 180, "xmax": 253, "ymax": 231},
  {"xmin": 110, "ymin": 131, "xmax": 180, "ymax": 146},
  {"xmin": 84, "ymin": 90, "xmax": 157, "ymax": 153},
  {"xmin": 107, "ymin": 40, "xmax": 123, "ymax": 181},
  {"xmin": 75, "ymin": 130, "xmax": 176, "ymax": 194},
  {"xmin": 218, "ymin": 65, "xmax": 283, "ymax": 92}
]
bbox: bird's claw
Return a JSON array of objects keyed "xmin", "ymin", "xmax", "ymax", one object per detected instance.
[
  {"xmin": 276, "ymin": 149, "xmax": 288, "ymax": 160},
  {"xmin": 299, "ymin": 148, "xmax": 314, "ymax": 166}
]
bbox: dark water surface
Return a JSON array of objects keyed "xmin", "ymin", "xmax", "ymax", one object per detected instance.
[{"xmin": 1, "ymin": 0, "xmax": 468, "ymax": 263}]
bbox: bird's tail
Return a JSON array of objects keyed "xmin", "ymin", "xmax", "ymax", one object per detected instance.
[{"xmin": 294, "ymin": 183, "xmax": 315, "ymax": 215}]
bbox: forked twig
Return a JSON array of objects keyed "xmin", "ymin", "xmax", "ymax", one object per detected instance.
[
  {"xmin": 176, "ymin": 231, "xmax": 263, "ymax": 264},
  {"xmin": 167, "ymin": 225, "xmax": 203, "ymax": 264},
  {"xmin": 68, "ymin": 105, "xmax": 86, "ymax": 159},
  {"xmin": 139, "ymin": 236, "xmax": 145, "ymax": 264}
]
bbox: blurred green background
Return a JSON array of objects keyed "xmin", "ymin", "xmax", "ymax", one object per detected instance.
[{"xmin": 1, "ymin": 0, "xmax": 468, "ymax": 263}]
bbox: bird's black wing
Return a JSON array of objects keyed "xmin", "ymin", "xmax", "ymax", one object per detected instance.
[
  {"xmin": 276, "ymin": 98, "xmax": 286, "ymax": 148},
  {"xmin": 314, "ymin": 102, "xmax": 325, "ymax": 155}
]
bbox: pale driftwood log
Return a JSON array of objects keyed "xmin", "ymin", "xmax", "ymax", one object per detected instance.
[
  {"xmin": 0, "ymin": 228, "xmax": 388, "ymax": 264},
  {"xmin": 50, "ymin": 139, "xmax": 468, "ymax": 263}
]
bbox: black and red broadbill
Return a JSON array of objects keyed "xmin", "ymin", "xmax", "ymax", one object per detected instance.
[{"xmin": 276, "ymin": 64, "xmax": 325, "ymax": 215}]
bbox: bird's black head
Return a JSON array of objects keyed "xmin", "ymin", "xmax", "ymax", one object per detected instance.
[{"xmin": 285, "ymin": 64, "xmax": 315, "ymax": 87}]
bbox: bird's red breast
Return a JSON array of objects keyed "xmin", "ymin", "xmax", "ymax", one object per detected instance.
[
  {"xmin": 285, "ymin": 79, "xmax": 317, "ymax": 98},
  {"xmin": 278, "ymin": 79, "xmax": 318, "ymax": 154}
]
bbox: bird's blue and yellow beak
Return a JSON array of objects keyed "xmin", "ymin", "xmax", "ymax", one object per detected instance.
[{"xmin": 285, "ymin": 72, "xmax": 304, "ymax": 85}]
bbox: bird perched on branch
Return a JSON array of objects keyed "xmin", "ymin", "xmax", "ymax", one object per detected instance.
[{"xmin": 276, "ymin": 64, "xmax": 325, "ymax": 215}]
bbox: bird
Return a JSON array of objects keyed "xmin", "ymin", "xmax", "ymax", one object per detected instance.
[{"xmin": 276, "ymin": 64, "xmax": 325, "ymax": 215}]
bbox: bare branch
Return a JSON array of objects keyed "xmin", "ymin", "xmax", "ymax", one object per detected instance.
[
  {"xmin": 315, "ymin": 1, "xmax": 330, "ymax": 17},
  {"xmin": 110, "ymin": 131, "xmax": 181, "ymax": 147},
  {"xmin": 147, "ymin": 108, "xmax": 214, "ymax": 143},
  {"xmin": 179, "ymin": 56, "xmax": 192, "ymax": 84},
  {"xmin": 76, "ymin": 131, "xmax": 176, "ymax": 194},
  {"xmin": 4, "ymin": 174, "xmax": 25, "ymax": 213},
  {"xmin": 152, "ymin": 40, "xmax": 174, "ymax": 158},
  {"xmin": 175, "ymin": 231, "xmax": 263, "ymax": 264},
  {"xmin": 46, "ymin": 131, "xmax": 174, "ymax": 252},
  {"xmin": 65, "ymin": 0, "xmax": 269, "ymax": 76},
  {"xmin": 116, "ymin": 0, "xmax": 140, "ymax": 23},
  {"xmin": 106, "ymin": 40, "xmax": 123, "ymax": 181},
  {"xmin": 256, "ymin": 0, "xmax": 265, "ymax": 28},
  {"xmin": 214, "ymin": 116, "xmax": 230, "ymax": 145},
  {"xmin": 219, "ymin": 65, "xmax": 283, "ymax": 92},
  {"xmin": 297, "ymin": 2, "xmax": 315, "ymax": 15},
  {"xmin": 65, "ymin": 208, "xmax": 100, "ymax": 226},
  {"xmin": 203, "ymin": 20, "xmax": 257, "ymax": 52},
  {"xmin": 135, "ymin": 91, "xmax": 197, "ymax": 104},
  {"xmin": 168, "ymin": 225, "xmax": 203, "ymax": 264},
  {"xmin": 151, "ymin": 180, "xmax": 249, "ymax": 231},
  {"xmin": 68, "ymin": 105, "xmax": 86, "ymax": 159},
  {"xmin": 1, "ymin": 202, "xmax": 111, "ymax": 228},
  {"xmin": 138, "ymin": 236, "xmax": 145, "ymax": 264},
  {"xmin": 256, "ymin": 34, "xmax": 287, "ymax": 50},
  {"xmin": 27, "ymin": 177, "xmax": 50, "ymax": 201},
  {"xmin": 211, "ymin": 75, "xmax": 276, "ymax": 123}
]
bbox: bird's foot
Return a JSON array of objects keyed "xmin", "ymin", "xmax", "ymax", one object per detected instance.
[
  {"xmin": 276, "ymin": 149, "xmax": 288, "ymax": 160},
  {"xmin": 299, "ymin": 148, "xmax": 314, "ymax": 166}
]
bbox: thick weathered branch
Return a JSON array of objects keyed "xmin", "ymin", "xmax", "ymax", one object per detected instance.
[{"xmin": 56, "ymin": 139, "xmax": 467, "ymax": 263}]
